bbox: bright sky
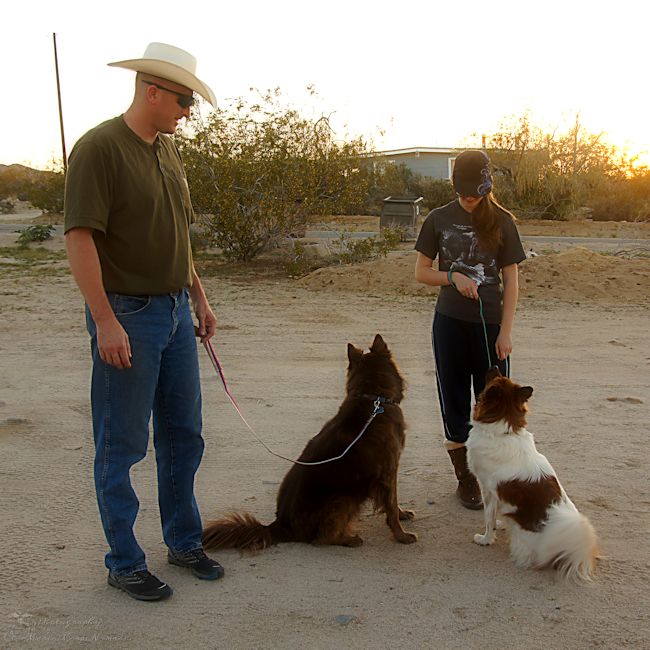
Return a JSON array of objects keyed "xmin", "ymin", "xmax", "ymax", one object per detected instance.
[{"xmin": 2, "ymin": 0, "xmax": 648, "ymax": 169}]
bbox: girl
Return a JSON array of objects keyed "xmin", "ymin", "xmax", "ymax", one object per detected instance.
[{"xmin": 414, "ymin": 150, "xmax": 526, "ymax": 509}]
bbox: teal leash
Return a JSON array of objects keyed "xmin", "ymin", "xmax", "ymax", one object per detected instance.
[
  {"xmin": 478, "ymin": 295, "xmax": 493, "ymax": 368},
  {"xmin": 448, "ymin": 270, "xmax": 494, "ymax": 368}
]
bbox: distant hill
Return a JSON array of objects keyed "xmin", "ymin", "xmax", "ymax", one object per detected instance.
[
  {"xmin": 0, "ymin": 164, "xmax": 62, "ymax": 212},
  {"xmin": 0, "ymin": 164, "xmax": 54, "ymax": 181}
]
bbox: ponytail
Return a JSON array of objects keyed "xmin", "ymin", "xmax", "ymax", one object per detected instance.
[{"xmin": 471, "ymin": 193, "xmax": 516, "ymax": 251}]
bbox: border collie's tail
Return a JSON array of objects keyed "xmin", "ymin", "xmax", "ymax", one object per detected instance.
[
  {"xmin": 202, "ymin": 512, "xmax": 287, "ymax": 551},
  {"xmin": 538, "ymin": 506, "xmax": 599, "ymax": 582}
]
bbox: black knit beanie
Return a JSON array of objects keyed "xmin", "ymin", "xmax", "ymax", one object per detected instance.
[{"xmin": 452, "ymin": 150, "xmax": 493, "ymax": 198}]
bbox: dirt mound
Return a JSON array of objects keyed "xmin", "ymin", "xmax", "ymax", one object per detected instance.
[
  {"xmin": 296, "ymin": 247, "xmax": 650, "ymax": 305},
  {"xmin": 295, "ymin": 250, "xmax": 432, "ymax": 297},
  {"xmin": 519, "ymin": 247, "xmax": 650, "ymax": 304}
]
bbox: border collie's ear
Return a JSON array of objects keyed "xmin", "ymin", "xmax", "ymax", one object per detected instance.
[
  {"xmin": 518, "ymin": 386, "xmax": 533, "ymax": 402},
  {"xmin": 370, "ymin": 334, "xmax": 389, "ymax": 356},
  {"xmin": 347, "ymin": 343, "xmax": 364, "ymax": 366},
  {"xmin": 481, "ymin": 383, "xmax": 500, "ymax": 401},
  {"xmin": 485, "ymin": 365, "xmax": 502, "ymax": 383}
]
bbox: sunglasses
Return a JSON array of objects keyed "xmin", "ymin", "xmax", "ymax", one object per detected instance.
[{"xmin": 141, "ymin": 79, "xmax": 195, "ymax": 108}]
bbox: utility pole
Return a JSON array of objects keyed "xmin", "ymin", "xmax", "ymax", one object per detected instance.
[{"xmin": 53, "ymin": 33, "xmax": 67, "ymax": 173}]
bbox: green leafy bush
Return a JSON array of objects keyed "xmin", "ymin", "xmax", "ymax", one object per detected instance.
[
  {"xmin": 0, "ymin": 198, "xmax": 15, "ymax": 214},
  {"xmin": 283, "ymin": 227, "xmax": 402, "ymax": 277},
  {"xmin": 16, "ymin": 224, "xmax": 55, "ymax": 246},
  {"xmin": 29, "ymin": 169, "xmax": 64, "ymax": 214},
  {"xmin": 284, "ymin": 241, "xmax": 316, "ymax": 277},
  {"xmin": 485, "ymin": 112, "xmax": 648, "ymax": 221},
  {"xmin": 176, "ymin": 89, "xmax": 371, "ymax": 262}
]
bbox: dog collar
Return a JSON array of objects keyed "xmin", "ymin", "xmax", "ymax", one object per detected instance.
[{"xmin": 357, "ymin": 394, "xmax": 397, "ymax": 406}]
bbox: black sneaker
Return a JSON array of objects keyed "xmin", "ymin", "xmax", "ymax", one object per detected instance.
[
  {"xmin": 167, "ymin": 548, "xmax": 225, "ymax": 580},
  {"xmin": 107, "ymin": 570, "xmax": 173, "ymax": 601}
]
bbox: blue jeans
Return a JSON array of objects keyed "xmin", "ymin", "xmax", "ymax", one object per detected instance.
[{"xmin": 86, "ymin": 289, "xmax": 205, "ymax": 575}]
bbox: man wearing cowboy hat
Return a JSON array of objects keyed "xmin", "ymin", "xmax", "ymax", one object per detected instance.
[{"xmin": 64, "ymin": 43, "xmax": 222, "ymax": 601}]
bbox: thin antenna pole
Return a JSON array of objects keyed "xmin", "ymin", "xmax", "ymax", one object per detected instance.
[{"xmin": 52, "ymin": 33, "xmax": 67, "ymax": 173}]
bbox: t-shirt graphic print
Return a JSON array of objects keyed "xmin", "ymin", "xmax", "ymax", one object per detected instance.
[{"xmin": 415, "ymin": 200, "xmax": 525, "ymax": 324}]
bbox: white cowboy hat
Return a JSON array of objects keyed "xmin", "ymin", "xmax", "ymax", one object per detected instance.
[{"xmin": 108, "ymin": 42, "xmax": 216, "ymax": 106}]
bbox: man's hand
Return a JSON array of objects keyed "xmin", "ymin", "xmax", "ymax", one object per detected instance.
[
  {"xmin": 192, "ymin": 296, "xmax": 217, "ymax": 343},
  {"xmin": 65, "ymin": 227, "xmax": 132, "ymax": 369},
  {"xmin": 96, "ymin": 315, "xmax": 132, "ymax": 369},
  {"xmin": 189, "ymin": 265, "xmax": 216, "ymax": 343}
]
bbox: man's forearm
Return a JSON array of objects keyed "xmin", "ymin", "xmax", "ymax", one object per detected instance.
[
  {"xmin": 189, "ymin": 264, "xmax": 207, "ymax": 303},
  {"xmin": 65, "ymin": 228, "xmax": 114, "ymax": 324}
]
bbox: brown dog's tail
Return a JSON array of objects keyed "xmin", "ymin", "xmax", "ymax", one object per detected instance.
[{"xmin": 202, "ymin": 512, "xmax": 286, "ymax": 551}]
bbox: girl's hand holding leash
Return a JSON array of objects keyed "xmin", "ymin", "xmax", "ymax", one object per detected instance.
[
  {"xmin": 449, "ymin": 271, "xmax": 479, "ymax": 300},
  {"xmin": 449, "ymin": 269, "xmax": 511, "ymax": 362}
]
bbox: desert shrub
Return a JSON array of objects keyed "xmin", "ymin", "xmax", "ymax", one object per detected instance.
[
  {"xmin": 377, "ymin": 226, "xmax": 403, "ymax": 248},
  {"xmin": 16, "ymin": 224, "xmax": 55, "ymax": 246},
  {"xmin": 485, "ymin": 112, "xmax": 640, "ymax": 220},
  {"xmin": 335, "ymin": 235, "xmax": 382, "ymax": 264},
  {"xmin": 0, "ymin": 161, "xmax": 64, "ymax": 215},
  {"xmin": 29, "ymin": 168, "xmax": 65, "ymax": 214},
  {"xmin": 588, "ymin": 194, "xmax": 632, "ymax": 222},
  {"xmin": 176, "ymin": 89, "xmax": 371, "ymax": 261},
  {"xmin": 284, "ymin": 227, "xmax": 402, "ymax": 277},
  {"xmin": 409, "ymin": 177, "xmax": 456, "ymax": 212},
  {"xmin": 284, "ymin": 241, "xmax": 318, "ymax": 277},
  {"xmin": 1, "ymin": 198, "xmax": 15, "ymax": 214},
  {"xmin": 356, "ymin": 161, "xmax": 415, "ymax": 215},
  {"xmin": 333, "ymin": 228, "xmax": 401, "ymax": 265},
  {"xmin": 588, "ymin": 169, "xmax": 650, "ymax": 222},
  {"xmin": 0, "ymin": 168, "xmax": 28, "ymax": 200},
  {"xmin": 619, "ymin": 170, "xmax": 650, "ymax": 222},
  {"xmin": 189, "ymin": 225, "xmax": 213, "ymax": 253},
  {"xmin": 356, "ymin": 163, "xmax": 455, "ymax": 215}
]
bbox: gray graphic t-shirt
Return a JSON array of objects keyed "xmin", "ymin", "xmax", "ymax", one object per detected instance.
[{"xmin": 415, "ymin": 199, "xmax": 525, "ymax": 323}]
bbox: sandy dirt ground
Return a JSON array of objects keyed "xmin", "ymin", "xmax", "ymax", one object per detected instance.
[{"xmin": 0, "ymin": 217, "xmax": 649, "ymax": 649}]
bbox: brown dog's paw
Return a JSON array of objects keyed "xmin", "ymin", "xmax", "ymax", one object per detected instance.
[
  {"xmin": 396, "ymin": 531, "xmax": 418, "ymax": 544},
  {"xmin": 399, "ymin": 508, "xmax": 415, "ymax": 521},
  {"xmin": 343, "ymin": 535, "xmax": 364, "ymax": 547}
]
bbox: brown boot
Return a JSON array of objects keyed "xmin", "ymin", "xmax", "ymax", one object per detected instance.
[{"xmin": 447, "ymin": 446, "xmax": 483, "ymax": 510}]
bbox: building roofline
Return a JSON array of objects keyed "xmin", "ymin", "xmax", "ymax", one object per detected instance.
[{"xmin": 372, "ymin": 147, "xmax": 458, "ymax": 156}]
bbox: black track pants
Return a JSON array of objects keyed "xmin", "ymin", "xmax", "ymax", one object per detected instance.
[{"xmin": 432, "ymin": 311, "xmax": 509, "ymax": 445}]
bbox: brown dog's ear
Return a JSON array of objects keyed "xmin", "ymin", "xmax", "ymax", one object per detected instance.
[
  {"xmin": 370, "ymin": 334, "xmax": 389, "ymax": 355},
  {"xmin": 517, "ymin": 386, "xmax": 533, "ymax": 402},
  {"xmin": 485, "ymin": 365, "xmax": 502, "ymax": 383},
  {"xmin": 347, "ymin": 343, "xmax": 364, "ymax": 366},
  {"xmin": 480, "ymin": 383, "xmax": 501, "ymax": 403}
]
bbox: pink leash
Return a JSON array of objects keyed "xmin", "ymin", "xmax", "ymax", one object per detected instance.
[{"xmin": 202, "ymin": 339, "xmax": 383, "ymax": 466}]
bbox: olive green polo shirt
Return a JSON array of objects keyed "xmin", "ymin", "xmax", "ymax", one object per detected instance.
[{"xmin": 64, "ymin": 115, "xmax": 195, "ymax": 295}]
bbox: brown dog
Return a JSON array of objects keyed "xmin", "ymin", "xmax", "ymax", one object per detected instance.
[{"xmin": 202, "ymin": 334, "xmax": 417, "ymax": 551}]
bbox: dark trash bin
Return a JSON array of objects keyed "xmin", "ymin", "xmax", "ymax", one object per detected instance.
[{"xmin": 380, "ymin": 196, "xmax": 423, "ymax": 240}]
